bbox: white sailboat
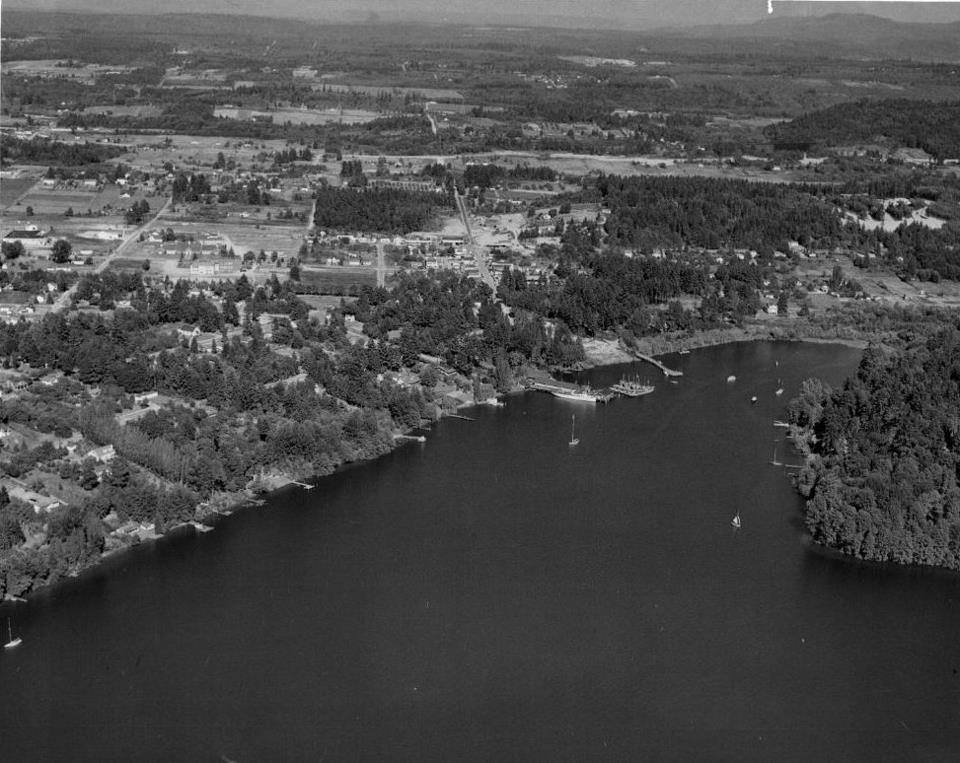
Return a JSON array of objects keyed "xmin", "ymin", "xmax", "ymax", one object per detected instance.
[
  {"xmin": 731, "ymin": 512, "xmax": 741, "ymax": 529},
  {"xmin": 568, "ymin": 415, "xmax": 580, "ymax": 447},
  {"xmin": 4, "ymin": 618, "xmax": 22, "ymax": 649}
]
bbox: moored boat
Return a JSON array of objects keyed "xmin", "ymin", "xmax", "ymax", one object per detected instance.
[
  {"xmin": 611, "ymin": 377, "xmax": 655, "ymax": 397},
  {"xmin": 4, "ymin": 618, "xmax": 22, "ymax": 649},
  {"xmin": 551, "ymin": 387, "xmax": 603, "ymax": 403}
]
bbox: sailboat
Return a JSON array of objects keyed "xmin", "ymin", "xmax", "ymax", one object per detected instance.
[
  {"xmin": 568, "ymin": 414, "xmax": 580, "ymax": 447},
  {"xmin": 731, "ymin": 512, "xmax": 741, "ymax": 529},
  {"xmin": 4, "ymin": 618, "xmax": 22, "ymax": 649}
]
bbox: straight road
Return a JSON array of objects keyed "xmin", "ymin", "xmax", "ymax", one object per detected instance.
[
  {"xmin": 52, "ymin": 195, "xmax": 172, "ymax": 312},
  {"xmin": 453, "ymin": 187, "xmax": 495, "ymax": 290}
]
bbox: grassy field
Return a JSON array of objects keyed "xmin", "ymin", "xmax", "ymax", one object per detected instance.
[
  {"xmin": 0, "ymin": 291, "xmax": 33, "ymax": 305},
  {"xmin": 300, "ymin": 267, "xmax": 376, "ymax": 293},
  {"xmin": 14, "ymin": 191, "xmax": 100, "ymax": 216},
  {"xmin": 105, "ymin": 257, "xmax": 151, "ymax": 272},
  {"xmin": 84, "ymin": 105, "xmax": 163, "ymax": 117},
  {"xmin": 213, "ymin": 106, "xmax": 379, "ymax": 126},
  {"xmin": 119, "ymin": 134, "xmax": 297, "ymax": 170},
  {"xmin": 1, "ymin": 177, "xmax": 38, "ymax": 210}
]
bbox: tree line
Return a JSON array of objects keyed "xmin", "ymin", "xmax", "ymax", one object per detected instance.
[
  {"xmin": 766, "ymin": 99, "xmax": 960, "ymax": 160},
  {"xmin": 789, "ymin": 328, "xmax": 960, "ymax": 571}
]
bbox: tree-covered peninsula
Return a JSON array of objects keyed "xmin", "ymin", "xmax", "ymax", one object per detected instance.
[{"xmin": 789, "ymin": 329, "xmax": 960, "ymax": 571}]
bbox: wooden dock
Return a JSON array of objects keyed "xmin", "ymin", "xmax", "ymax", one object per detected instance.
[
  {"xmin": 631, "ymin": 351, "xmax": 683, "ymax": 377},
  {"xmin": 394, "ymin": 434, "xmax": 427, "ymax": 443},
  {"xmin": 616, "ymin": 340, "xmax": 683, "ymax": 377}
]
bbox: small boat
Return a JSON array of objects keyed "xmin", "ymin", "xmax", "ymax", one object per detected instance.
[
  {"xmin": 679, "ymin": 349, "xmax": 691, "ymax": 355},
  {"xmin": 726, "ymin": 375, "xmax": 736, "ymax": 383},
  {"xmin": 775, "ymin": 378, "xmax": 784, "ymax": 396},
  {"xmin": 4, "ymin": 618, "xmax": 22, "ymax": 649},
  {"xmin": 751, "ymin": 395, "xmax": 758, "ymax": 404},
  {"xmin": 731, "ymin": 512, "xmax": 741, "ymax": 529},
  {"xmin": 568, "ymin": 414, "xmax": 580, "ymax": 447}
]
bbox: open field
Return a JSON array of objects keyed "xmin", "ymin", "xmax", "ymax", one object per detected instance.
[
  {"xmin": 297, "ymin": 293, "xmax": 356, "ymax": 311},
  {"xmin": 795, "ymin": 254, "xmax": 960, "ymax": 310},
  {"xmin": 342, "ymin": 151, "xmax": 802, "ymax": 183},
  {"xmin": 104, "ymin": 257, "xmax": 153, "ymax": 272},
  {"xmin": 300, "ymin": 267, "xmax": 376, "ymax": 293},
  {"xmin": 214, "ymin": 106, "xmax": 379, "ymax": 126},
  {"xmin": 116, "ymin": 134, "xmax": 297, "ymax": 170},
  {"xmin": 14, "ymin": 185, "xmax": 155, "ymax": 217},
  {"xmin": 83, "ymin": 105, "xmax": 163, "ymax": 118},
  {"xmin": 1, "ymin": 59, "xmax": 135, "ymax": 83},
  {"xmin": 1, "ymin": 177, "xmax": 39, "ymax": 210},
  {"xmin": 452, "ymin": 152, "xmax": 801, "ymax": 182},
  {"xmin": 150, "ymin": 216, "xmax": 307, "ymax": 260},
  {"xmin": 0, "ymin": 291, "xmax": 33, "ymax": 305},
  {"xmin": 14, "ymin": 190, "xmax": 103, "ymax": 216}
]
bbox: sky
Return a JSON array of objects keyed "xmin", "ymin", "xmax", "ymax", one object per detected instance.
[{"xmin": 6, "ymin": 0, "xmax": 960, "ymax": 28}]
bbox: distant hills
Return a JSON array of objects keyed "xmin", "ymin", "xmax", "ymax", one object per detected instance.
[
  {"xmin": 4, "ymin": 0, "xmax": 960, "ymax": 31},
  {"xmin": 670, "ymin": 13, "xmax": 960, "ymax": 61},
  {"xmin": 1, "ymin": 4, "xmax": 959, "ymax": 61}
]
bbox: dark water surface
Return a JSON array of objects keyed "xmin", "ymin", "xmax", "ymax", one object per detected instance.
[{"xmin": 2, "ymin": 342, "xmax": 959, "ymax": 762}]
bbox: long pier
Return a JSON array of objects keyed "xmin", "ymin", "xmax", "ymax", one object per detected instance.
[
  {"xmin": 631, "ymin": 351, "xmax": 683, "ymax": 377},
  {"xmin": 617, "ymin": 341, "xmax": 683, "ymax": 377}
]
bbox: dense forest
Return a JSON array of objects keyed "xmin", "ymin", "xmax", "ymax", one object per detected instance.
[
  {"xmin": 349, "ymin": 272, "xmax": 585, "ymax": 373},
  {"xmin": 0, "ymin": 135, "xmax": 126, "ymax": 166},
  {"xmin": 766, "ymin": 99, "xmax": 960, "ymax": 160},
  {"xmin": 497, "ymin": 250, "xmax": 768, "ymax": 336},
  {"xmin": 789, "ymin": 329, "xmax": 960, "ymax": 571},
  {"xmin": 312, "ymin": 187, "xmax": 452, "ymax": 234},
  {"xmin": 590, "ymin": 175, "xmax": 843, "ymax": 252}
]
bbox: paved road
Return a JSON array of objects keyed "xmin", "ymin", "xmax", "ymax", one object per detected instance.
[
  {"xmin": 453, "ymin": 188, "xmax": 495, "ymax": 290},
  {"xmin": 376, "ymin": 239, "xmax": 386, "ymax": 288}
]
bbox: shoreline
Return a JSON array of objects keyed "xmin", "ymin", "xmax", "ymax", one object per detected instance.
[
  {"xmin": 0, "ymin": 391, "xmax": 490, "ymax": 606},
  {"xmin": 0, "ymin": 329, "xmax": 867, "ymax": 608},
  {"xmin": 580, "ymin": 323, "xmax": 870, "ymax": 369}
]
